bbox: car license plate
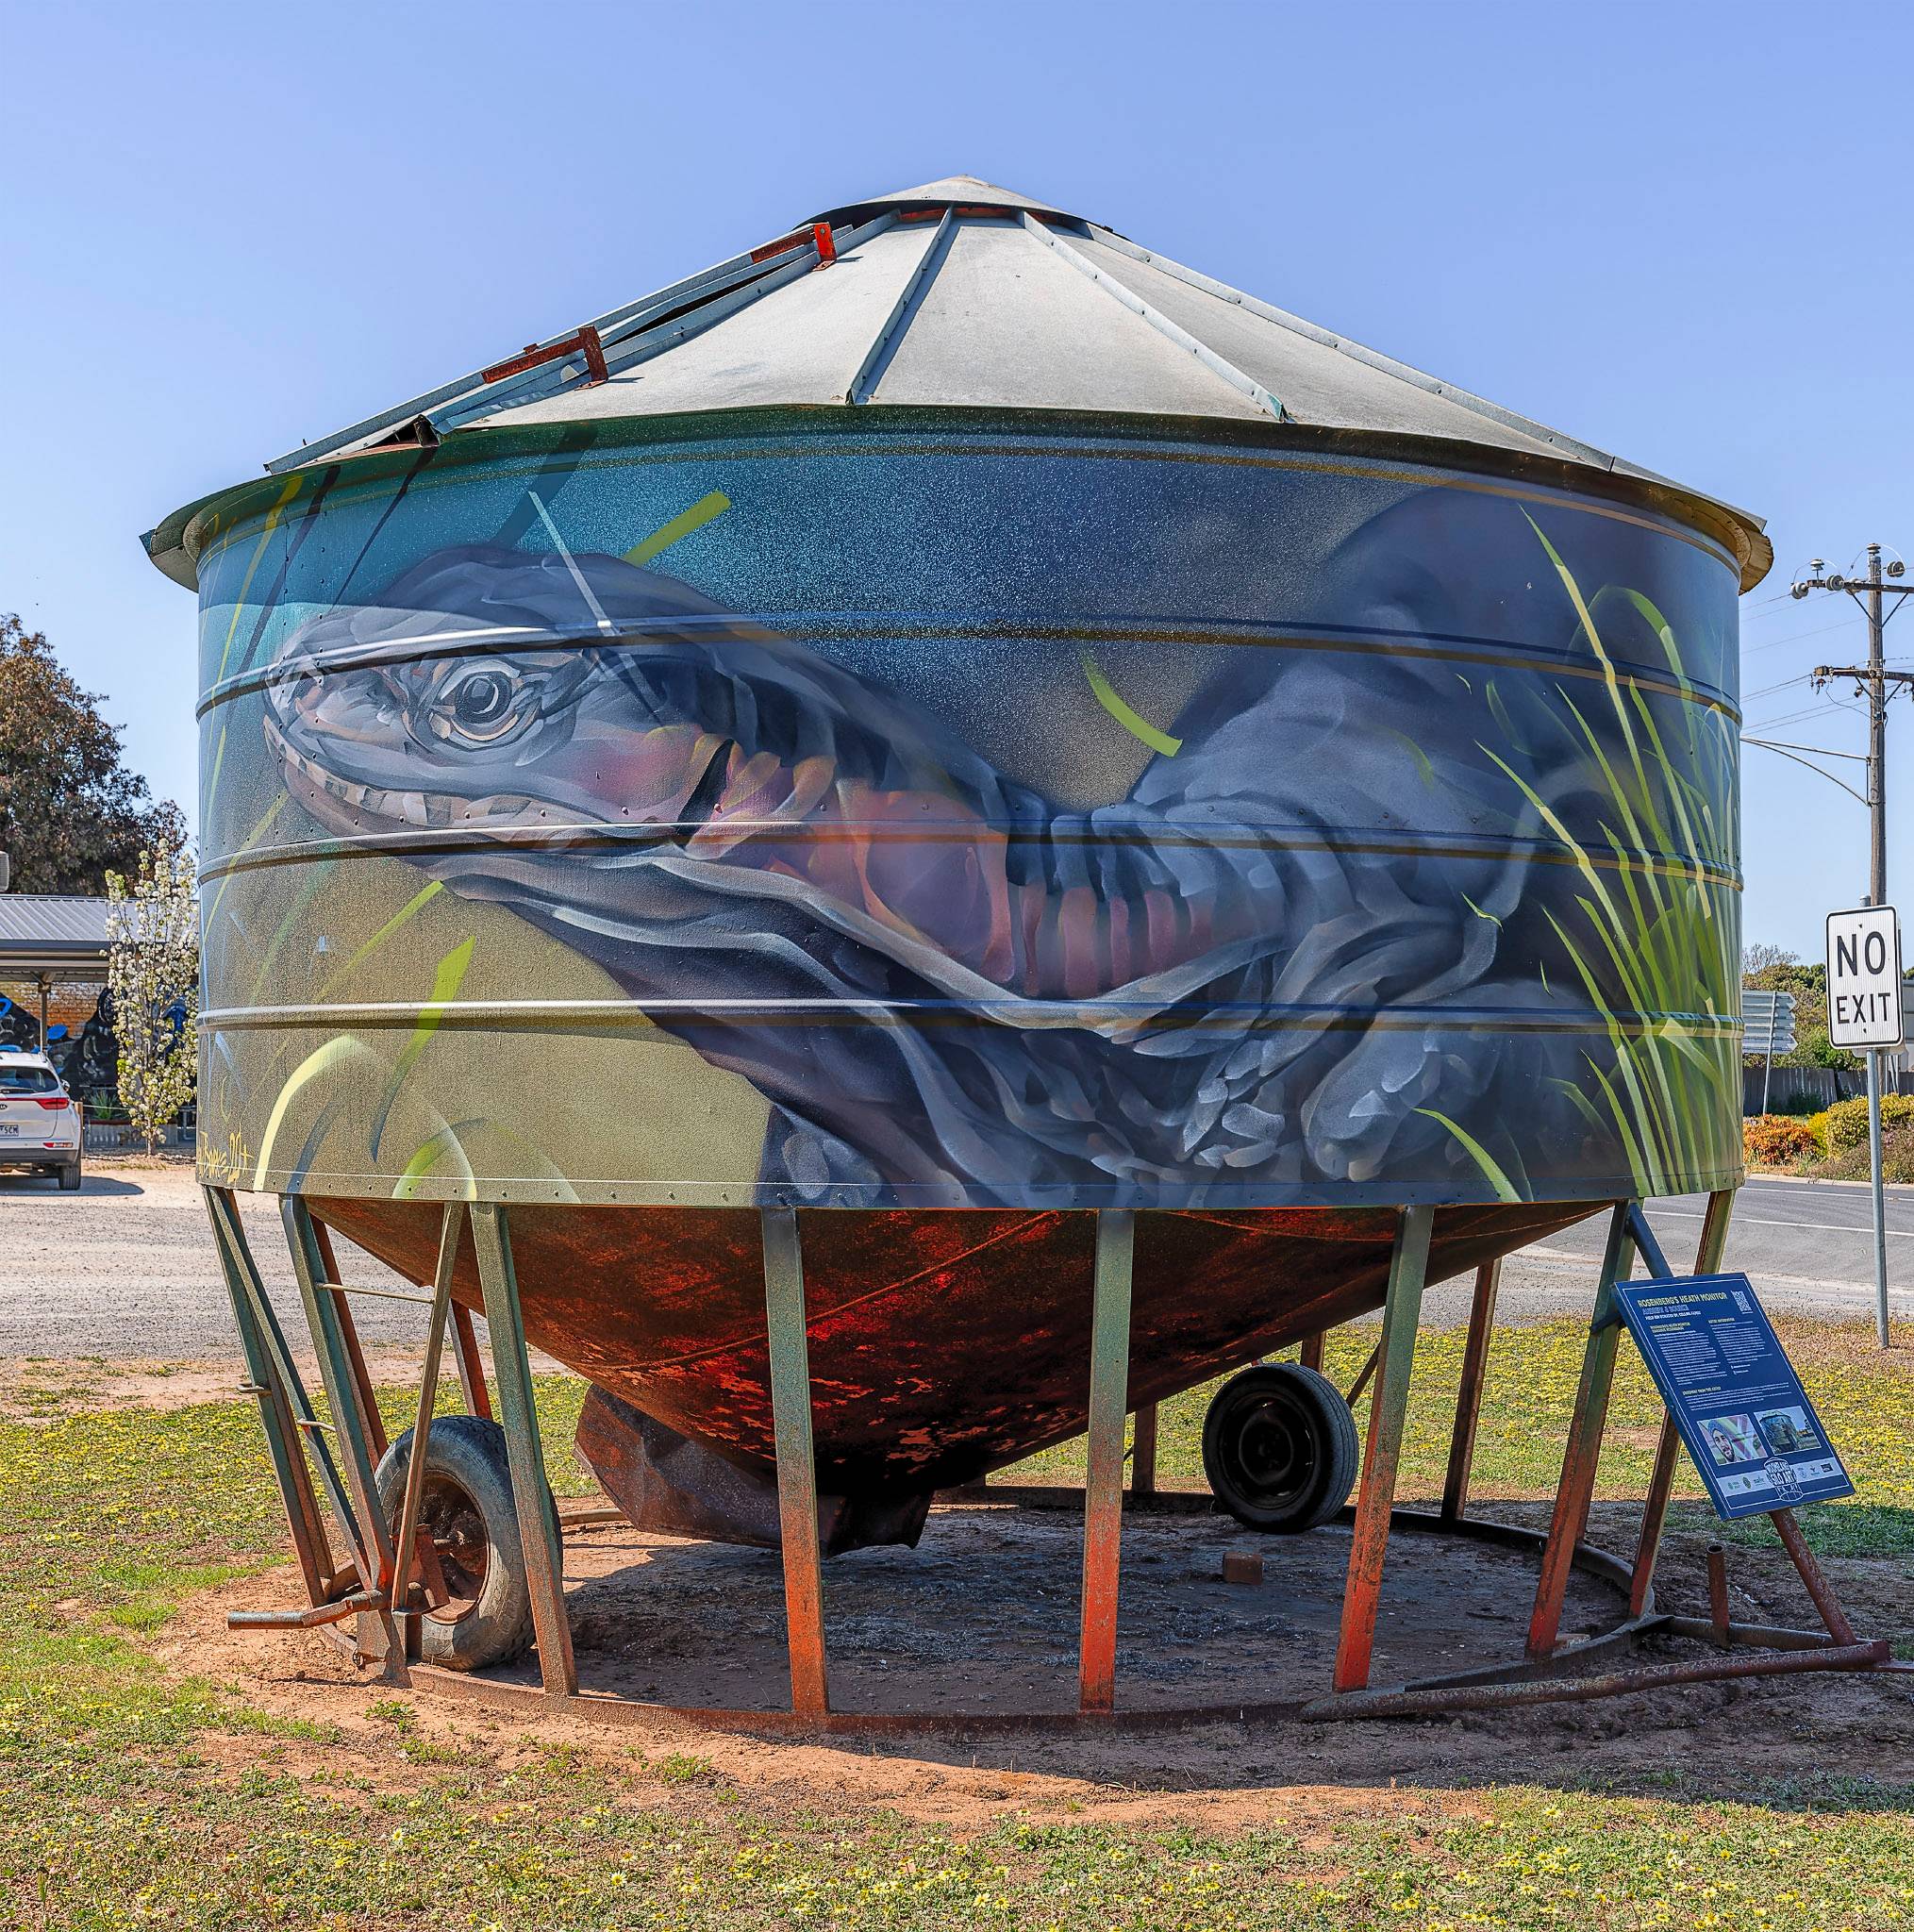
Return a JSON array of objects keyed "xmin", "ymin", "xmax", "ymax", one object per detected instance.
[{"xmin": 0, "ymin": 1123, "xmax": 19, "ymax": 1136}]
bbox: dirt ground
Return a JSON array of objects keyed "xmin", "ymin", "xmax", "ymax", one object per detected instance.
[{"xmin": 160, "ymin": 1497, "xmax": 1914, "ymax": 1826}]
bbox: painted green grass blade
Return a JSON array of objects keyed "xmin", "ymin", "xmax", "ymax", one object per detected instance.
[
  {"xmin": 1415, "ymin": 1108, "xmax": 1523, "ymax": 1203},
  {"xmin": 316, "ymin": 879, "xmax": 445, "ymax": 1000}
]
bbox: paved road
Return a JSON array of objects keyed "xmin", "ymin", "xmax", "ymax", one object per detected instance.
[
  {"xmin": 1456, "ymin": 1176, "xmax": 1914, "ymax": 1329},
  {"xmin": 2, "ymin": 1163, "xmax": 1909, "ymax": 1362}
]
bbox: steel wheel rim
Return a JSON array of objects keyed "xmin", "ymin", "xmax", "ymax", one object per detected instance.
[{"xmin": 1220, "ymin": 1389, "xmax": 1319, "ymax": 1512}]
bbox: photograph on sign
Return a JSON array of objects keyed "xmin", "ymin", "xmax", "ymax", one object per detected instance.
[
  {"xmin": 1614, "ymin": 1273, "xmax": 1856, "ymax": 1520},
  {"xmin": 1825, "ymin": 906, "xmax": 1906, "ymax": 1049}
]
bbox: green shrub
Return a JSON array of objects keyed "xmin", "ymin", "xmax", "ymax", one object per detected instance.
[
  {"xmin": 1743, "ymin": 1114, "xmax": 1816, "ymax": 1166},
  {"xmin": 1822, "ymin": 1093, "xmax": 1914, "ymax": 1154}
]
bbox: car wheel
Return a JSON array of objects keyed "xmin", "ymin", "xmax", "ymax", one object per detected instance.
[
  {"xmin": 58, "ymin": 1161, "xmax": 82, "ymax": 1191},
  {"xmin": 373, "ymin": 1415, "xmax": 535, "ymax": 1671},
  {"xmin": 1202, "ymin": 1362, "xmax": 1360, "ymax": 1533}
]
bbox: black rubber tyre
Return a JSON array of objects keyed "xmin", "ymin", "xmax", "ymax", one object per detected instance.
[
  {"xmin": 373, "ymin": 1415, "xmax": 534, "ymax": 1671},
  {"xmin": 1202, "ymin": 1362, "xmax": 1359, "ymax": 1533},
  {"xmin": 58, "ymin": 1161, "xmax": 81, "ymax": 1191}
]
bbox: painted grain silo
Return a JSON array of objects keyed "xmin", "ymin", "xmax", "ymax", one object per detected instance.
[{"xmin": 148, "ymin": 176, "xmax": 1766, "ymax": 1688}]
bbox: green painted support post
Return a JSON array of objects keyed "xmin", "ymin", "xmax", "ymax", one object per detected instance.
[{"xmin": 469, "ymin": 1201, "xmax": 577, "ymax": 1697}]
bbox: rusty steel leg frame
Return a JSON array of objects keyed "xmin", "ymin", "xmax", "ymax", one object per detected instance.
[
  {"xmin": 1331, "ymin": 1204, "xmax": 1434, "ymax": 1694},
  {"xmin": 468, "ymin": 1201, "xmax": 578, "ymax": 1697},
  {"xmin": 1440, "ymin": 1258, "xmax": 1501, "ymax": 1523},
  {"xmin": 1079, "ymin": 1209, "xmax": 1136, "ymax": 1713},
  {"xmin": 204, "ymin": 1188, "xmax": 333, "ymax": 1605},
  {"xmin": 221, "ymin": 1177, "xmax": 1891, "ymax": 1733},
  {"xmin": 283, "ymin": 1197, "xmax": 407, "ymax": 1678},
  {"xmin": 762, "ymin": 1206, "xmax": 829, "ymax": 1718}
]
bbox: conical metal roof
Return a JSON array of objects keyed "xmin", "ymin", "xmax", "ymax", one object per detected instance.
[{"xmin": 179, "ymin": 176, "xmax": 1770, "ymax": 587}]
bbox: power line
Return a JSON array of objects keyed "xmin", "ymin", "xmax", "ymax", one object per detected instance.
[
  {"xmin": 1742, "ymin": 671, "xmax": 1815, "ymax": 704},
  {"xmin": 1741, "ymin": 616, "xmax": 1856, "ymax": 654}
]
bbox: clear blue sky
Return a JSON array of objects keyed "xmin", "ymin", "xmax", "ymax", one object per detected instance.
[{"xmin": 3, "ymin": 0, "xmax": 1908, "ymax": 958}]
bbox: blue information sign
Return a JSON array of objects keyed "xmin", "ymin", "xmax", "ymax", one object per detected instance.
[{"xmin": 1614, "ymin": 1273, "xmax": 1855, "ymax": 1521}]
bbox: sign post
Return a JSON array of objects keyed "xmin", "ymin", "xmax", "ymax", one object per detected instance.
[
  {"xmin": 1741, "ymin": 989, "xmax": 1797, "ymax": 1114},
  {"xmin": 1826, "ymin": 905, "xmax": 1905, "ymax": 1346}
]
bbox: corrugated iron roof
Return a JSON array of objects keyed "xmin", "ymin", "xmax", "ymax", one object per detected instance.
[
  {"xmin": 0, "ymin": 896, "xmax": 113, "ymax": 977},
  {"xmin": 147, "ymin": 175, "xmax": 1769, "ymax": 589}
]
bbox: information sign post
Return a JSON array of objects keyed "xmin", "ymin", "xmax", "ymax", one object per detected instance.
[{"xmin": 1826, "ymin": 906, "xmax": 1905, "ymax": 1346}]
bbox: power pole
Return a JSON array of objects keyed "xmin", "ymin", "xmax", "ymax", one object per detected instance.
[
  {"xmin": 1793, "ymin": 543, "xmax": 1914, "ymax": 1347},
  {"xmin": 1794, "ymin": 544, "xmax": 1914, "ymax": 907}
]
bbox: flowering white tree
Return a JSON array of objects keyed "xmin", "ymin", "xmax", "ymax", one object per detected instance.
[{"xmin": 105, "ymin": 844, "xmax": 199, "ymax": 1155}]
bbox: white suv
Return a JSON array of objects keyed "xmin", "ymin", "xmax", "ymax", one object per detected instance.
[{"xmin": 0, "ymin": 1050, "xmax": 83, "ymax": 1190}]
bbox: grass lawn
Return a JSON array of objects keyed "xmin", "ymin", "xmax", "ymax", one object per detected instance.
[{"xmin": 3, "ymin": 1322, "xmax": 1913, "ymax": 1929}]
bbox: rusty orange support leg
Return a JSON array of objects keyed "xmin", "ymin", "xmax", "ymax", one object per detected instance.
[
  {"xmin": 1331, "ymin": 1204, "xmax": 1433, "ymax": 1695},
  {"xmin": 311, "ymin": 1219, "xmax": 388, "ymax": 1460},
  {"xmin": 1526, "ymin": 1205, "xmax": 1630, "ymax": 1660},
  {"xmin": 1772, "ymin": 1507, "xmax": 1857, "ymax": 1645},
  {"xmin": 1079, "ymin": 1209, "xmax": 1136, "ymax": 1713},
  {"xmin": 1630, "ymin": 1415, "xmax": 1683, "ymax": 1618},
  {"xmin": 1129, "ymin": 1403, "xmax": 1158, "ymax": 1497},
  {"xmin": 449, "ymin": 1302, "xmax": 493, "ymax": 1420},
  {"xmin": 1440, "ymin": 1259, "xmax": 1500, "ymax": 1523},
  {"xmin": 763, "ymin": 1207, "xmax": 828, "ymax": 1718}
]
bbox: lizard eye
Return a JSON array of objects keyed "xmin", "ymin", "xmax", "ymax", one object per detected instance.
[
  {"xmin": 427, "ymin": 665, "xmax": 537, "ymax": 746},
  {"xmin": 455, "ymin": 671, "xmax": 512, "ymax": 726}
]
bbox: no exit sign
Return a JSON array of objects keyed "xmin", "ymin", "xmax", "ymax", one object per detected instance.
[{"xmin": 1826, "ymin": 906, "xmax": 1906, "ymax": 1050}]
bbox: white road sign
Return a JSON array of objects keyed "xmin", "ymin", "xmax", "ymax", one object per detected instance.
[{"xmin": 1826, "ymin": 906, "xmax": 1906, "ymax": 1049}]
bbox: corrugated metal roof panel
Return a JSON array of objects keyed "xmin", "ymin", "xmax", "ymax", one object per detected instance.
[
  {"xmin": 0, "ymin": 896, "xmax": 113, "ymax": 976},
  {"xmin": 866, "ymin": 217, "xmax": 1266, "ymax": 418},
  {"xmin": 0, "ymin": 897, "xmax": 112, "ymax": 946},
  {"xmin": 1070, "ymin": 233, "xmax": 1573, "ymax": 460}
]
